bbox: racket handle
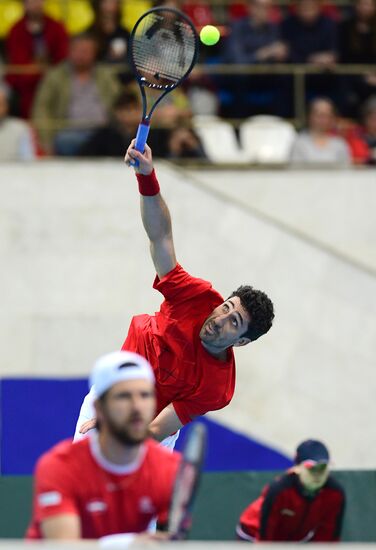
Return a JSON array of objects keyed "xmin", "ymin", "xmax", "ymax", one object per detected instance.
[{"xmin": 131, "ymin": 121, "xmax": 150, "ymax": 167}]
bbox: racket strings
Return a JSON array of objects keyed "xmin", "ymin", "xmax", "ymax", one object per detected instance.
[{"xmin": 132, "ymin": 12, "xmax": 196, "ymax": 87}]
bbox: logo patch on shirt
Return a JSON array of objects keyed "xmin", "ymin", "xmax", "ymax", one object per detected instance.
[
  {"xmin": 281, "ymin": 508, "xmax": 295, "ymax": 516},
  {"xmin": 38, "ymin": 491, "xmax": 62, "ymax": 507},
  {"xmin": 86, "ymin": 500, "xmax": 108, "ymax": 513},
  {"xmin": 139, "ymin": 496, "xmax": 155, "ymax": 514}
]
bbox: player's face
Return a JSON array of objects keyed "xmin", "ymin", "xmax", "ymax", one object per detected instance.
[
  {"xmin": 199, "ymin": 296, "xmax": 251, "ymax": 350},
  {"xmin": 298, "ymin": 463, "xmax": 330, "ymax": 492},
  {"xmin": 98, "ymin": 379, "xmax": 156, "ymax": 446}
]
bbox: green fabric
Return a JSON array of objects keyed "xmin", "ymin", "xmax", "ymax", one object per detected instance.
[{"xmin": 1, "ymin": 471, "xmax": 375, "ymax": 541}]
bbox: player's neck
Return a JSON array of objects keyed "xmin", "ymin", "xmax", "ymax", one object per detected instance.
[
  {"xmin": 200, "ymin": 341, "xmax": 228, "ymax": 362},
  {"xmin": 98, "ymin": 432, "xmax": 143, "ymax": 467}
]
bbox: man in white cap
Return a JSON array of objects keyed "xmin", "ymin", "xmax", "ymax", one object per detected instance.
[{"xmin": 26, "ymin": 351, "xmax": 180, "ymax": 540}]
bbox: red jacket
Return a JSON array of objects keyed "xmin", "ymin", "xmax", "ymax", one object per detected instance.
[
  {"xmin": 6, "ymin": 15, "xmax": 68, "ymax": 118},
  {"xmin": 237, "ymin": 472, "xmax": 345, "ymax": 542}
]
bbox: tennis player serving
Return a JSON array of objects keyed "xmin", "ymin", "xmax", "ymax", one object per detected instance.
[{"xmin": 75, "ymin": 141, "xmax": 274, "ymax": 449}]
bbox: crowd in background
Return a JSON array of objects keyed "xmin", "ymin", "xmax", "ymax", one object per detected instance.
[{"xmin": 0, "ymin": 0, "xmax": 375, "ymax": 164}]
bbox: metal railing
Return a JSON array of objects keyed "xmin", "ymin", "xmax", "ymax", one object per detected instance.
[{"xmin": 3, "ymin": 62, "xmax": 375, "ymax": 128}]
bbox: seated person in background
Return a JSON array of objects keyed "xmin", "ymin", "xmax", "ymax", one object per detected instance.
[
  {"xmin": 237, "ymin": 439, "xmax": 345, "ymax": 542},
  {"xmin": 80, "ymin": 91, "xmax": 206, "ymax": 160},
  {"xmin": 32, "ymin": 32, "xmax": 120, "ymax": 156},
  {"xmin": 290, "ymin": 97, "xmax": 351, "ymax": 165},
  {"xmin": 360, "ymin": 95, "xmax": 376, "ymax": 163},
  {"xmin": 338, "ymin": 0, "xmax": 376, "ymax": 117},
  {"xmin": 282, "ymin": 0, "xmax": 337, "ymax": 66},
  {"xmin": 0, "ymin": 82, "xmax": 36, "ymax": 161},
  {"xmin": 282, "ymin": 0, "xmax": 339, "ymax": 107},
  {"xmin": 5, "ymin": 0, "xmax": 68, "ymax": 119},
  {"xmin": 339, "ymin": 0, "xmax": 376, "ymax": 63},
  {"xmin": 26, "ymin": 350, "xmax": 180, "ymax": 540},
  {"xmin": 167, "ymin": 127, "xmax": 207, "ymax": 160},
  {"xmin": 221, "ymin": 0, "xmax": 288, "ymax": 118},
  {"xmin": 79, "ymin": 91, "xmax": 141, "ymax": 157},
  {"xmin": 88, "ymin": 0, "xmax": 131, "ymax": 83},
  {"xmin": 225, "ymin": 0, "xmax": 287, "ymax": 65}
]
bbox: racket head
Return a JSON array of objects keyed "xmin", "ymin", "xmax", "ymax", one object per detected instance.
[
  {"xmin": 128, "ymin": 7, "xmax": 199, "ymax": 99},
  {"xmin": 168, "ymin": 422, "xmax": 207, "ymax": 540}
]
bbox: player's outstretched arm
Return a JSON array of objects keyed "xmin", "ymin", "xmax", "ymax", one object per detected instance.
[
  {"xmin": 125, "ymin": 141, "xmax": 177, "ymax": 279},
  {"xmin": 149, "ymin": 403, "xmax": 183, "ymax": 442}
]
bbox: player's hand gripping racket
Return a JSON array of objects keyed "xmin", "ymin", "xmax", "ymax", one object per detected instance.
[
  {"xmin": 128, "ymin": 6, "xmax": 199, "ymax": 166},
  {"xmin": 168, "ymin": 422, "xmax": 207, "ymax": 540}
]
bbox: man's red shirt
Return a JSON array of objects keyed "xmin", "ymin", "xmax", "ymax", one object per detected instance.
[
  {"xmin": 122, "ymin": 263, "xmax": 235, "ymax": 425},
  {"xmin": 26, "ymin": 436, "xmax": 180, "ymax": 539}
]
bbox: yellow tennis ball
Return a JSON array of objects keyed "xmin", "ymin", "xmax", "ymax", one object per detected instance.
[{"xmin": 200, "ymin": 25, "xmax": 220, "ymax": 46}]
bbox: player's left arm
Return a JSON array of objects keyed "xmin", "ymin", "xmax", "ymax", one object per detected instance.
[
  {"xmin": 41, "ymin": 514, "xmax": 81, "ymax": 539},
  {"xmin": 149, "ymin": 404, "xmax": 183, "ymax": 442}
]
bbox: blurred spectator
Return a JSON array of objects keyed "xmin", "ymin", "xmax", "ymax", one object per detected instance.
[
  {"xmin": 282, "ymin": 0, "xmax": 337, "ymax": 65},
  {"xmin": 360, "ymin": 95, "xmax": 376, "ymax": 163},
  {"xmin": 336, "ymin": 117, "xmax": 370, "ymax": 165},
  {"xmin": 32, "ymin": 32, "xmax": 120, "ymax": 155},
  {"xmin": 89, "ymin": 0, "xmax": 130, "ymax": 65},
  {"xmin": 5, "ymin": 0, "xmax": 68, "ymax": 118},
  {"xmin": 79, "ymin": 91, "xmax": 140, "ymax": 157},
  {"xmin": 151, "ymin": 87, "xmax": 192, "ymax": 128},
  {"xmin": 80, "ymin": 90, "xmax": 206, "ymax": 159},
  {"xmin": 0, "ymin": 82, "xmax": 36, "ymax": 161},
  {"xmin": 220, "ymin": 0, "xmax": 288, "ymax": 118},
  {"xmin": 237, "ymin": 440, "xmax": 345, "ymax": 542},
  {"xmin": 290, "ymin": 97, "xmax": 351, "ymax": 165},
  {"xmin": 282, "ymin": 1, "xmax": 339, "ymax": 112},
  {"xmin": 183, "ymin": 0, "xmax": 215, "ymax": 27},
  {"xmin": 225, "ymin": 0, "xmax": 287, "ymax": 64},
  {"xmin": 339, "ymin": 0, "xmax": 376, "ymax": 117},
  {"xmin": 167, "ymin": 126, "xmax": 206, "ymax": 159},
  {"xmin": 339, "ymin": 0, "xmax": 376, "ymax": 63},
  {"xmin": 228, "ymin": 1, "xmax": 283, "ymax": 23}
]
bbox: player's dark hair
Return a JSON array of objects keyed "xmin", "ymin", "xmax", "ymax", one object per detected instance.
[{"xmin": 229, "ymin": 286, "xmax": 274, "ymax": 341}]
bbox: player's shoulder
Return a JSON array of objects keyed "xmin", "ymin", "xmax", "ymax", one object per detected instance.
[
  {"xmin": 265, "ymin": 472, "xmax": 296, "ymax": 497},
  {"xmin": 36, "ymin": 437, "xmax": 89, "ymax": 472}
]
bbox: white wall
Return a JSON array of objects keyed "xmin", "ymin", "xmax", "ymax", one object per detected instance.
[{"xmin": 1, "ymin": 161, "xmax": 375, "ymax": 467}]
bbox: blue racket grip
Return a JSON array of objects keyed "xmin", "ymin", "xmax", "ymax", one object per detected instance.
[{"xmin": 131, "ymin": 121, "xmax": 150, "ymax": 168}]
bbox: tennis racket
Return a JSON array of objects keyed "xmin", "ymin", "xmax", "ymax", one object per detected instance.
[
  {"xmin": 168, "ymin": 422, "xmax": 207, "ymax": 540},
  {"xmin": 128, "ymin": 6, "xmax": 199, "ymax": 165}
]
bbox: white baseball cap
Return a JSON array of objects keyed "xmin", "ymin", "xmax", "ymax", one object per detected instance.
[{"xmin": 90, "ymin": 351, "xmax": 155, "ymax": 398}]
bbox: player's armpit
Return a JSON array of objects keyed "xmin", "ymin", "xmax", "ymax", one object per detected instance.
[
  {"xmin": 40, "ymin": 513, "xmax": 81, "ymax": 539},
  {"xmin": 149, "ymin": 403, "xmax": 183, "ymax": 442}
]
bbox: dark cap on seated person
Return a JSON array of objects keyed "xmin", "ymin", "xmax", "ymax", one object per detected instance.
[{"xmin": 295, "ymin": 439, "xmax": 330, "ymax": 468}]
